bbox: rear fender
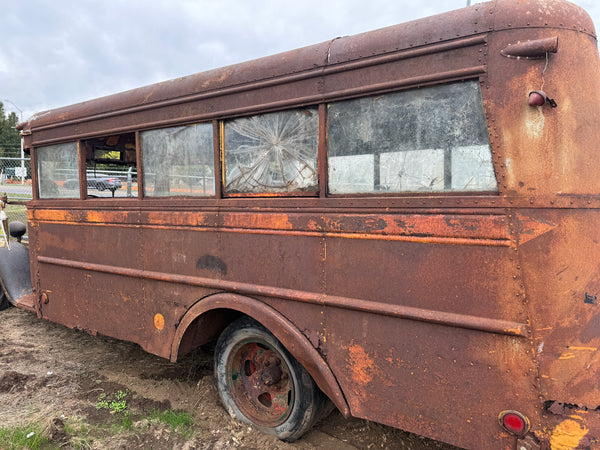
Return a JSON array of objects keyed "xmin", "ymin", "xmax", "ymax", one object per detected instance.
[{"xmin": 171, "ymin": 292, "xmax": 350, "ymax": 417}]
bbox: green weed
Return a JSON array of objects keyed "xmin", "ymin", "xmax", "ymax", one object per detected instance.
[
  {"xmin": 95, "ymin": 390, "xmax": 129, "ymax": 414},
  {"xmin": 0, "ymin": 423, "xmax": 57, "ymax": 450}
]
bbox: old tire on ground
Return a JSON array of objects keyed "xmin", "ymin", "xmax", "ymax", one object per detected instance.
[{"xmin": 214, "ymin": 317, "xmax": 325, "ymax": 442}]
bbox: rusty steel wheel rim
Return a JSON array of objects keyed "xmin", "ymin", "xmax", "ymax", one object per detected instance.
[{"xmin": 227, "ymin": 339, "xmax": 294, "ymax": 427}]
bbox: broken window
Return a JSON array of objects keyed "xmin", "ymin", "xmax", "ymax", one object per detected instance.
[
  {"xmin": 141, "ymin": 123, "xmax": 214, "ymax": 197},
  {"xmin": 82, "ymin": 133, "xmax": 137, "ymax": 198},
  {"xmin": 223, "ymin": 108, "xmax": 318, "ymax": 195},
  {"xmin": 37, "ymin": 142, "xmax": 79, "ymax": 199},
  {"xmin": 327, "ymin": 81, "xmax": 497, "ymax": 194}
]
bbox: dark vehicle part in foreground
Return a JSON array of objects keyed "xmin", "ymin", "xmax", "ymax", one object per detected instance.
[
  {"xmin": 9, "ymin": 0, "xmax": 600, "ymax": 448},
  {"xmin": 0, "ymin": 215, "xmax": 31, "ymax": 311}
]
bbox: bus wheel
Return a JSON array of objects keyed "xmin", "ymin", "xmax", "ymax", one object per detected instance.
[{"xmin": 214, "ymin": 317, "xmax": 324, "ymax": 442}]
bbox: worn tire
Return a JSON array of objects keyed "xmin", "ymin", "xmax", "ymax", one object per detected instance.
[{"xmin": 214, "ymin": 317, "xmax": 325, "ymax": 442}]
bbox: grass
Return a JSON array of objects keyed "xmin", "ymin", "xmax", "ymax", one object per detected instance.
[
  {"xmin": 0, "ymin": 423, "xmax": 57, "ymax": 450},
  {"xmin": 63, "ymin": 422, "xmax": 93, "ymax": 450},
  {"xmin": 0, "ymin": 402, "xmax": 195, "ymax": 449},
  {"xmin": 2, "ymin": 192, "xmax": 32, "ymax": 198},
  {"xmin": 1, "ymin": 193, "xmax": 29, "ymax": 226},
  {"xmin": 109, "ymin": 415, "xmax": 135, "ymax": 434},
  {"xmin": 149, "ymin": 409, "xmax": 194, "ymax": 438}
]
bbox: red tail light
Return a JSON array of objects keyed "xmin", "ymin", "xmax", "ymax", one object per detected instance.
[{"xmin": 498, "ymin": 410, "xmax": 530, "ymax": 436}]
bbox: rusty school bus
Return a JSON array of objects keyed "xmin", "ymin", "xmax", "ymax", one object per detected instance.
[{"xmin": 8, "ymin": 0, "xmax": 600, "ymax": 448}]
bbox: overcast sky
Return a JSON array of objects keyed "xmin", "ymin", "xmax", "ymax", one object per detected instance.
[{"xmin": 1, "ymin": 0, "xmax": 599, "ymax": 122}]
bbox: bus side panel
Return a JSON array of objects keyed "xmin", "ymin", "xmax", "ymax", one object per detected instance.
[
  {"xmin": 323, "ymin": 234, "xmax": 523, "ymax": 319},
  {"xmin": 32, "ymin": 219, "xmax": 146, "ymax": 335},
  {"xmin": 324, "ymin": 312, "xmax": 529, "ymax": 449},
  {"xmin": 137, "ymin": 224, "xmax": 326, "ymax": 356},
  {"xmin": 322, "ymin": 237, "xmax": 537, "ymax": 449},
  {"xmin": 517, "ymin": 209, "xmax": 600, "ymax": 439}
]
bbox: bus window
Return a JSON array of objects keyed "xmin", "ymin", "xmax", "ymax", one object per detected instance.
[
  {"xmin": 327, "ymin": 80, "xmax": 497, "ymax": 194},
  {"xmin": 141, "ymin": 123, "xmax": 214, "ymax": 197},
  {"xmin": 223, "ymin": 108, "xmax": 318, "ymax": 195},
  {"xmin": 82, "ymin": 132, "xmax": 137, "ymax": 198},
  {"xmin": 37, "ymin": 142, "xmax": 79, "ymax": 199}
]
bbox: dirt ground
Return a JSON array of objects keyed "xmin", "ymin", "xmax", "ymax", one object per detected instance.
[{"xmin": 0, "ymin": 306, "xmax": 459, "ymax": 449}]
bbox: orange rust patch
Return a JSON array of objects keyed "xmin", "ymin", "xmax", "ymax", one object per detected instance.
[
  {"xmin": 33, "ymin": 209, "xmax": 70, "ymax": 222},
  {"xmin": 347, "ymin": 343, "xmax": 375, "ymax": 385},
  {"xmin": 550, "ymin": 418, "xmax": 588, "ymax": 450},
  {"xmin": 85, "ymin": 211, "xmax": 108, "ymax": 223},
  {"xmin": 223, "ymin": 213, "xmax": 293, "ymax": 230},
  {"xmin": 321, "ymin": 213, "xmax": 509, "ymax": 240},
  {"xmin": 32, "ymin": 209, "xmax": 133, "ymax": 225},
  {"xmin": 146, "ymin": 211, "xmax": 210, "ymax": 227},
  {"xmin": 85, "ymin": 211, "xmax": 129, "ymax": 223},
  {"xmin": 154, "ymin": 313, "xmax": 165, "ymax": 331}
]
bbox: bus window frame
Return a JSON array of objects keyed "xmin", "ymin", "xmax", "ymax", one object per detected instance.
[{"xmin": 30, "ymin": 79, "xmax": 501, "ymax": 203}]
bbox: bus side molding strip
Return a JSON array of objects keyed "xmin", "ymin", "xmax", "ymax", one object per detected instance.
[{"xmin": 37, "ymin": 256, "xmax": 530, "ymax": 338}]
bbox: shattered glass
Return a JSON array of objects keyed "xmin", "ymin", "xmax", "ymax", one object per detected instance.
[
  {"xmin": 37, "ymin": 142, "xmax": 79, "ymax": 199},
  {"xmin": 224, "ymin": 108, "xmax": 318, "ymax": 194},
  {"xmin": 141, "ymin": 123, "xmax": 214, "ymax": 197},
  {"xmin": 327, "ymin": 81, "xmax": 497, "ymax": 194}
]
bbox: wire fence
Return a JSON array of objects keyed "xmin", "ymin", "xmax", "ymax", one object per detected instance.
[{"xmin": 0, "ymin": 157, "xmax": 32, "ymax": 232}]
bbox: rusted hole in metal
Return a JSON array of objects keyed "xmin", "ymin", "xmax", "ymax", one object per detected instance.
[
  {"xmin": 258, "ymin": 392, "xmax": 272, "ymax": 407},
  {"xmin": 244, "ymin": 360, "xmax": 256, "ymax": 376}
]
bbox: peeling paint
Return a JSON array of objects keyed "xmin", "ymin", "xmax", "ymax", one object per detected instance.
[
  {"xmin": 154, "ymin": 313, "xmax": 165, "ymax": 331},
  {"xmin": 525, "ymin": 107, "xmax": 546, "ymax": 140},
  {"xmin": 550, "ymin": 419, "xmax": 588, "ymax": 450},
  {"xmin": 346, "ymin": 343, "xmax": 375, "ymax": 385}
]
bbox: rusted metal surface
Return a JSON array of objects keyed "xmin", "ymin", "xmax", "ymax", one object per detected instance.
[
  {"xmin": 227, "ymin": 340, "xmax": 294, "ymax": 427},
  {"xmin": 171, "ymin": 293, "xmax": 350, "ymax": 418},
  {"xmin": 501, "ymin": 36, "xmax": 559, "ymax": 59},
  {"xmin": 16, "ymin": 0, "xmax": 600, "ymax": 448}
]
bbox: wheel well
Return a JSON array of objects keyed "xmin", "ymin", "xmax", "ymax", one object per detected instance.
[
  {"xmin": 171, "ymin": 293, "xmax": 350, "ymax": 417},
  {"xmin": 176, "ymin": 308, "xmax": 242, "ymax": 356}
]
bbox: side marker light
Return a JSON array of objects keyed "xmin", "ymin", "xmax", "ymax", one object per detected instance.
[
  {"xmin": 529, "ymin": 90, "xmax": 557, "ymax": 108},
  {"xmin": 498, "ymin": 410, "xmax": 530, "ymax": 436}
]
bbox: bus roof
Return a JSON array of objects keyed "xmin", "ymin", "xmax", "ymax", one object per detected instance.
[{"xmin": 19, "ymin": 0, "xmax": 595, "ymax": 135}]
